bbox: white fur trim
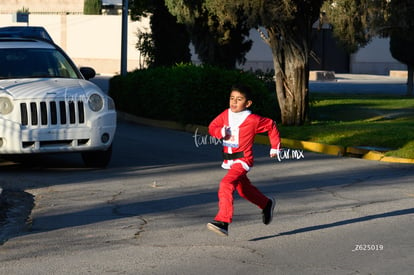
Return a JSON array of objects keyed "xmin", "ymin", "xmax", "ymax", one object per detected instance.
[{"xmin": 221, "ymin": 160, "xmax": 250, "ymax": 171}]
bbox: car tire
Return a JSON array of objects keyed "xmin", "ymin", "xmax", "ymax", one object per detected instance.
[{"xmin": 81, "ymin": 144, "xmax": 112, "ymax": 168}]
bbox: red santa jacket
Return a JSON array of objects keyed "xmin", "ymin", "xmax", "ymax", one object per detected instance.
[{"xmin": 209, "ymin": 108, "xmax": 281, "ymax": 170}]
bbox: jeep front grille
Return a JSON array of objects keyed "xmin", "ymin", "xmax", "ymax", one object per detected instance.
[{"xmin": 20, "ymin": 100, "xmax": 85, "ymax": 126}]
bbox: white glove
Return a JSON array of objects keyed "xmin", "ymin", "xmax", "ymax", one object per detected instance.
[
  {"xmin": 222, "ymin": 126, "xmax": 231, "ymax": 140},
  {"xmin": 270, "ymin": 148, "xmax": 281, "ymax": 158}
]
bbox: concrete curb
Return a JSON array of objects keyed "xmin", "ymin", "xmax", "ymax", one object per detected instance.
[{"xmin": 117, "ymin": 112, "xmax": 414, "ymax": 165}]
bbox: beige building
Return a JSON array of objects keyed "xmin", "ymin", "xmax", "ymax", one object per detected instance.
[
  {"xmin": 0, "ymin": 1, "xmax": 149, "ymax": 74},
  {"xmin": 0, "ymin": 0, "xmax": 84, "ymax": 14}
]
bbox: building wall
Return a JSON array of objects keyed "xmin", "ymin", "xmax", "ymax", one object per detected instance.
[
  {"xmin": 236, "ymin": 29, "xmax": 405, "ymax": 75},
  {"xmin": 0, "ymin": 0, "xmax": 84, "ymax": 13},
  {"xmin": 350, "ymin": 37, "xmax": 406, "ymax": 75},
  {"xmin": 0, "ymin": 14, "xmax": 150, "ymax": 74}
]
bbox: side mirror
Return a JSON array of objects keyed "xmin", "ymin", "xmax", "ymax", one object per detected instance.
[{"xmin": 79, "ymin": 67, "xmax": 96, "ymax": 80}]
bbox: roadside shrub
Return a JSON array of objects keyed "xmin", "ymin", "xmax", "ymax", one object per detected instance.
[{"xmin": 109, "ymin": 64, "xmax": 279, "ymax": 125}]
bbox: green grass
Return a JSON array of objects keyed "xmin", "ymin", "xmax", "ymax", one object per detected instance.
[{"xmin": 279, "ymin": 94, "xmax": 414, "ymax": 159}]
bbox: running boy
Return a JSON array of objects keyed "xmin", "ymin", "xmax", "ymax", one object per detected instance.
[{"xmin": 207, "ymin": 84, "xmax": 281, "ymax": 236}]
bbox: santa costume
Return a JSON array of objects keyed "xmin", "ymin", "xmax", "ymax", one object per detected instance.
[{"xmin": 208, "ymin": 108, "xmax": 281, "ymax": 224}]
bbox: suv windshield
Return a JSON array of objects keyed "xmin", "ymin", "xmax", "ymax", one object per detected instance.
[{"xmin": 0, "ymin": 48, "xmax": 79, "ymax": 79}]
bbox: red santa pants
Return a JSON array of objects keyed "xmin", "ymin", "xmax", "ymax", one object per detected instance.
[{"xmin": 215, "ymin": 163, "xmax": 269, "ymax": 223}]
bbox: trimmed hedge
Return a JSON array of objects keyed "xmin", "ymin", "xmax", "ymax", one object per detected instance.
[{"xmin": 109, "ymin": 64, "xmax": 279, "ymax": 125}]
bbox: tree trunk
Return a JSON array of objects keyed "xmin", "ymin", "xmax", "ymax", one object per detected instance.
[
  {"xmin": 268, "ymin": 28, "xmax": 309, "ymax": 126},
  {"xmin": 407, "ymin": 64, "xmax": 413, "ymax": 97}
]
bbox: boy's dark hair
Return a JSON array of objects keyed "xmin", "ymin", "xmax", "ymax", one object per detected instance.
[{"xmin": 231, "ymin": 84, "xmax": 253, "ymax": 101}]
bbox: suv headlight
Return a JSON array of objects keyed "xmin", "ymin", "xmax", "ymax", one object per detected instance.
[
  {"xmin": 0, "ymin": 97, "xmax": 13, "ymax": 115},
  {"xmin": 88, "ymin": 93, "xmax": 103, "ymax": 112}
]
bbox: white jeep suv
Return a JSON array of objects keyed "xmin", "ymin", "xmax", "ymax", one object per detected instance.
[{"xmin": 0, "ymin": 27, "xmax": 116, "ymax": 168}]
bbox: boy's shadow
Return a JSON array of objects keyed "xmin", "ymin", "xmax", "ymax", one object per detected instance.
[{"xmin": 249, "ymin": 207, "xmax": 414, "ymax": 241}]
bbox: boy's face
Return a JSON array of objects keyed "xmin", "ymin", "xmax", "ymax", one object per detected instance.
[{"xmin": 229, "ymin": 90, "xmax": 252, "ymax": 113}]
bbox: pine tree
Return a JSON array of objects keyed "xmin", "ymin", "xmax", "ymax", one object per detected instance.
[
  {"xmin": 83, "ymin": 0, "xmax": 102, "ymax": 15},
  {"xmin": 167, "ymin": 0, "xmax": 325, "ymax": 125},
  {"xmin": 324, "ymin": 0, "xmax": 414, "ymax": 96},
  {"xmin": 388, "ymin": 0, "xmax": 414, "ymax": 96},
  {"xmin": 131, "ymin": 0, "xmax": 191, "ymax": 67},
  {"xmin": 165, "ymin": 0, "xmax": 252, "ymax": 69}
]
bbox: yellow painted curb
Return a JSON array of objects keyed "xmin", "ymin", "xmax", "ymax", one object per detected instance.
[
  {"xmin": 380, "ymin": 156, "xmax": 414, "ymax": 164},
  {"xmin": 281, "ymin": 138, "xmax": 345, "ymax": 156},
  {"xmin": 362, "ymin": 151, "xmax": 414, "ymax": 164},
  {"xmin": 255, "ymin": 136, "xmax": 345, "ymax": 157},
  {"xmin": 118, "ymin": 112, "xmax": 414, "ymax": 164},
  {"xmin": 361, "ymin": 151, "xmax": 384, "ymax": 161}
]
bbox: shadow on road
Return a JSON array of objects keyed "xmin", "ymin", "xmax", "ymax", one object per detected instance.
[{"xmin": 249, "ymin": 207, "xmax": 414, "ymax": 241}]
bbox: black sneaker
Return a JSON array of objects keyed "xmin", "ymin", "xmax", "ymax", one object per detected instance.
[
  {"xmin": 262, "ymin": 197, "xmax": 276, "ymax": 225},
  {"xmin": 207, "ymin": 220, "xmax": 228, "ymax": 236}
]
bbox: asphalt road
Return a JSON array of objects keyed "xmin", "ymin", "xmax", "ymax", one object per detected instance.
[
  {"xmin": 1, "ymin": 119, "xmax": 413, "ymax": 274},
  {"xmin": 1, "ymin": 74, "xmax": 413, "ymax": 274}
]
